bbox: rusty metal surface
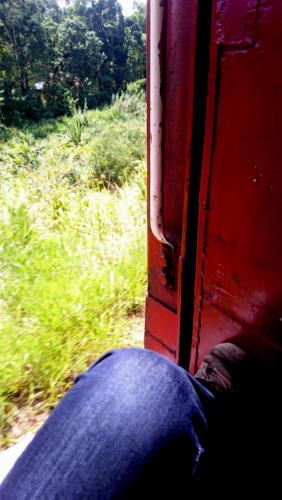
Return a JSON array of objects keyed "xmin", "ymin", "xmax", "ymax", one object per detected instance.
[{"xmin": 146, "ymin": 0, "xmax": 282, "ymax": 372}]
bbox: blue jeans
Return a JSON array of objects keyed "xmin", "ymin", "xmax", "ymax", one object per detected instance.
[{"xmin": 0, "ymin": 348, "xmax": 215, "ymax": 499}]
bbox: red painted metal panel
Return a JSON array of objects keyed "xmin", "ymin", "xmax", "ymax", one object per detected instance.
[
  {"xmin": 216, "ymin": 0, "xmax": 259, "ymax": 47},
  {"xmin": 144, "ymin": 335, "xmax": 176, "ymax": 363},
  {"xmin": 145, "ymin": 296, "xmax": 178, "ymax": 355},
  {"xmin": 190, "ymin": 0, "xmax": 282, "ymax": 372},
  {"xmin": 146, "ymin": 0, "xmax": 282, "ymax": 374}
]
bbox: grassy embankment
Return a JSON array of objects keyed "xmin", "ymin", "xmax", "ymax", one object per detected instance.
[{"xmin": 0, "ymin": 92, "xmax": 147, "ymax": 446}]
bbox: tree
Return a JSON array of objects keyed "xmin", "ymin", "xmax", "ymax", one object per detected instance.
[
  {"xmin": 57, "ymin": 13, "xmax": 104, "ymax": 105},
  {"xmin": 84, "ymin": 0, "xmax": 127, "ymax": 97},
  {"xmin": 0, "ymin": 0, "xmax": 49, "ymax": 95},
  {"xmin": 124, "ymin": 1, "xmax": 146, "ymax": 84},
  {"xmin": 0, "ymin": 0, "xmax": 147, "ymax": 123}
]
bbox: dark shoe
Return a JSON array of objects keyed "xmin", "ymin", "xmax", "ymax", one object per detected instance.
[
  {"xmin": 195, "ymin": 342, "xmax": 254, "ymax": 396},
  {"xmin": 194, "ymin": 343, "xmax": 280, "ymax": 493}
]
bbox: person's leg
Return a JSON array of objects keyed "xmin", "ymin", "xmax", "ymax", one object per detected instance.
[{"xmin": 0, "ymin": 348, "xmax": 215, "ymax": 500}]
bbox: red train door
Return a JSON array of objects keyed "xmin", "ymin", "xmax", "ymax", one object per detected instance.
[{"xmin": 145, "ymin": 0, "xmax": 282, "ymax": 373}]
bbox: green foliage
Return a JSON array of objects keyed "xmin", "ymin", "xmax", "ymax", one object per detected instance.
[
  {"xmin": 68, "ymin": 116, "xmax": 83, "ymax": 145},
  {"xmin": 42, "ymin": 83, "xmax": 75, "ymax": 118},
  {"xmin": 0, "ymin": 98, "xmax": 147, "ymax": 444},
  {"xmin": 88, "ymin": 122, "xmax": 145, "ymax": 187},
  {"xmin": 0, "ymin": 122, "xmax": 10, "ymax": 141},
  {"xmin": 111, "ymin": 81, "xmax": 146, "ymax": 118},
  {"xmin": 0, "ymin": 0, "xmax": 146, "ymax": 124},
  {"xmin": 4, "ymin": 132, "xmax": 42, "ymax": 172},
  {"xmin": 124, "ymin": 2, "xmax": 146, "ymax": 83},
  {"xmin": 128, "ymin": 78, "xmax": 146, "ymax": 94},
  {"xmin": 57, "ymin": 13, "xmax": 104, "ymax": 98}
]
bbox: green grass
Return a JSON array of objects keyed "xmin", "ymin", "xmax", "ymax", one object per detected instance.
[{"xmin": 0, "ymin": 96, "xmax": 147, "ymax": 445}]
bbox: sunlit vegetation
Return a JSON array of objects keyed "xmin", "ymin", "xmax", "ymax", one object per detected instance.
[{"xmin": 0, "ymin": 89, "xmax": 147, "ymax": 446}]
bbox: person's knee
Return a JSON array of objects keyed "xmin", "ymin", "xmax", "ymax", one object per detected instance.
[
  {"xmin": 75, "ymin": 347, "xmax": 210, "ymax": 432},
  {"xmin": 77, "ymin": 347, "xmax": 186, "ymax": 398},
  {"xmin": 76, "ymin": 347, "xmax": 179, "ymax": 401}
]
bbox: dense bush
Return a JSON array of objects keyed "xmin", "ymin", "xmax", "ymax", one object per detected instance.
[{"xmin": 0, "ymin": 93, "xmax": 147, "ymax": 446}]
